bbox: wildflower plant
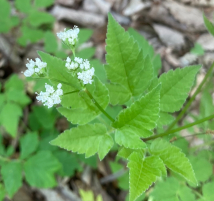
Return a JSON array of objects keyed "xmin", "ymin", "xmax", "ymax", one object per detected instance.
[{"xmin": 21, "ymin": 14, "xmax": 214, "ymax": 201}]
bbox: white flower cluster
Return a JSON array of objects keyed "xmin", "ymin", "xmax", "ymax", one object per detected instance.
[
  {"xmin": 36, "ymin": 83, "xmax": 63, "ymax": 108},
  {"xmin": 65, "ymin": 57, "xmax": 95, "ymax": 84},
  {"xmin": 56, "ymin": 26, "xmax": 79, "ymax": 46},
  {"xmin": 24, "ymin": 58, "xmax": 47, "ymax": 77}
]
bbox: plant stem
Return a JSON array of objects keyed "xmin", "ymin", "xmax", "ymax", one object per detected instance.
[
  {"xmin": 142, "ymin": 114, "xmax": 214, "ymax": 142},
  {"xmin": 166, "ymin": 62, "xmax": 214, "ymax": 131},
  {"xmin": 63, "ymin": 90, "xmax": 80, "ymax": 95},
  {"xmin": 84, "ymin": 89, "xmax": 115, "ymax": 123}
]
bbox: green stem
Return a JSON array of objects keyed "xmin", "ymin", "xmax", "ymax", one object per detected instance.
[
  {"xmin": 166, "ymin": 62, "xmax": 214, "ymax": 131},
  {"xmin": 84, "ymin": 89, "xmax": 115, "ymax": 123},
  {"xmin": 63, "ymin": 90, "xmax": 80, "ymax": 95},
  {"xmin": 142, "ymin": 114, "xmax": 214, "ymax": 142}
]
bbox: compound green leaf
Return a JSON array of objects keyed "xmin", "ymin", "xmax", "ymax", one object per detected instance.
[
  {"xmin": 106, "ymin": 83, "xmax": 131, "ymax": 105},
  {"xmin": 38, "ymin": 51, "xmax": 81, "ymax": 99},
  {"xmin": 128, "ymin": 153, "xmax": 166, "ymax": 201},
  {"xmin": 113, "ymin": 85, "xmax": 160, "ymax": 139},
  {"xmin": 24, "ymin": 151, "xmax": 61, "ymax": 188},
  {"xmin": 6, "ymin": 89, "xmax": 31, "ymax": 107},
  {"xmin": 151, "ymin": 177, "xmax": 195, "ymax": 201},
  {"xmin": 91, "ymin": 59, "xmax": 107, "ymax": 84},
  {"xmin": 150, "ymin": 139, "xmax": 197, "ymax": 185},
  {"xmin": 115, "ymin": 129, "xmax": 147, "ymax": 149},
  {"xmin": 4, "ymin": 74, "xmax": 24, "ymax": 91},
  {"xmin": 0, "ymin": 102, "xmax": 22, "ymax": 137},
  {"xmin": 105, "ymin": 14, "xmax": 153, "ymax": 104},
  {"xmin": 157, "ymin": 112, "xmax": 174, "ymax": 127},
  {"xmin": 1, "ymin": 161, "xmax": 22, "ymax": 197},
  {"xmin": 15, "ymin": 0, "xmax": 32, "ymax": 13},
  {"xmin": 50, "ymin": 124, "xmax": 113, "ymax": 160},
  {"xmin": 57, "ymin": 76, "xmax": 109, "ymax": 124},
  {"xmin": 117, "ymin": 147, "xmax": 144, "ymax": 159},
  {"xmin": 189, "ymin": 156, "xmax": 213, "ymax": 183},
  {"xmin": 75, "ymin": 47, "xmax": 95, "ymax": 59},
  {"xmin": 44, "ymin": 31, "xmax": 58, "ymax": 53},
  {"xmin": 54, "ymin": 150, "xmax": 81, "ymax": 177},
  {"xmin": 203, "ymin": 14, "xmax": 214, "ymax": 37},
  {"xmin": 159, "ymin": 65, "xmax": 201, "ymax": 112},
  {"xmin": 20, "ymin": 132, "xmax": 39, "ymax": 159},
  {"xmin": 35, "ymin": 0, "xmax": 54, "ymax": 8},
  {"xmin": 27, "ymin": 11, "xmax": 55, "ymax": 27},
  {"xmin": 77, "ymin": 28, "xmax": 93, "ymax": 47},
  {"xmin": 202, "ymin": 182, "xmax": 214, "ymax": 201},
  {"xmin": 128, "ymin": 28, "xmax": 161, "ymax": 75},
  {"xmin": 17, "ymin": 26, "xmax": 44, "ymax": 46}
]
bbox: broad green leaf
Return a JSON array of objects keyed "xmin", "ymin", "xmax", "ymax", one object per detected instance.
[
  {"xmin": 115, "ymin": 129, "xmax": 147, "ymax": 149},
  {"xmin": 128, "ymin": 153, "xmax": 166, "ymax": 201},
  {"xmin": 24, "ymin": 151, "xmax": 61, "ymax": 188},
  {"xmin": 150, "ymin": 177, "xmax": 180, "ymax": 201},
  {"xmin": 6, "ymin": 89, "xmax": 31, "ymax": 107},
  {"xmin": 44, "ymin": 31, "xmax": 58, "ymax": 53},
  {"xmin": 0, "ymin": 102, "xmax": 22, "ymax": 137},
  {"xmin": 118, "ymin": 147, "xmax": 141, "ymax": 159},
  {"xmin": 38, "ymin": 51, "xmax": 81, "ymax": 98},
  {"xmin": 1, "ymin": 161, "xmax": 22, "ymax": 197},
  {"xmin": 35, "ymin": 0, "xmax": 54, "ymax": 7},
  {"xmin": 113, "ymin": 85, "xmax": 161, "ymax": 132},
  {"xmin": 75, "ymin": 47, "xmax": 95, "ymax": 59},
  {"xmin": 20, "ymin": 132, "xmax": 39, "ymax": 159},
  {"xmin": 203, "ymin": 14, "xmax": 214, "ymax": 37},
  {"xmin": 54, "ymin": 150, "xmax": 81, "ymax": 176},
  {"xmin": 91, "ymin": 59, "xmax": 107, "ymax": 84},
  {"xmin": 57, "ymin": 77, "xmax": 109, "ymax": 124},
  {"xmin": 113, "ymin": 85, "xmax": 160, "ymax": 148},
  {"xmin": 38, "ymin": 51, "xmax": 109, "ymax": 117},
  {"xmin": 4, "ymin": 74, "xmax": 24, "ymax": 91},
  {"xmin": 27, "ymin": 11, "xmax": 55, "ymax": 27},
  {"xmin": 189, "ymin": 156, "xmax": 213, "ymax": 182},
  {"xmin": 105, "ymin": 14, "xmax": 153, "ymax": 104},
  {"xmin": 15, "ymin": 0, "xmax": 32, "ymax": 13},
  {"xmin": 0, "ymin": 183, "xmax": 6, "ymax": 201},
  {"xmin": 159, "ymin": 65, "xmax": 201, "ymax": 112},
  {"xmin": 157, "ymin": 112, "xmax": 174, "ymax": 127},
  {"xmin": 77, "ymin": 29, "xmax": 93, "ymax": 47},
  {"xmin": 77, "ymin": 154, "xmax": 97, "ymax": 168},
  {"xmin": 202, "ymin": 182, "xmax": 214, "ymax": 200},
  {"xmin": 106, "ymin": 83, "xmax": 131, "ymax": 105},
  {"xmin": 17, "ymin": 26, "xmax": 44, "ymax": 46},
  {"xmin": 150, "ymin": 139, "xmax": 197, "ymax": 185},
  {"xmin": 190, "ymin": 43, "xmax": 204, "ymax": 56},
  {"xmin": 31, "ymin": 106, "xmax": 58, "ymax": 130},
  {"xmin": 150, "ymin": 177, "xmax": 195, "ymax": 201},
  {"xmin": 50, "ymin": 124, "xmax": 113, "ymax": 160},
  {"xmin": 0, "ymin": 0, "xmax": 19, "ymax": 33},
  {"xmin": 128, "ymin": 28, "xmax": 161, "ymax": 75}
]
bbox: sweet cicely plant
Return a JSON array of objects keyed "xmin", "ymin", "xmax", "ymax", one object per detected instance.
[{"xmin": 23, "ymin": 14, "xmax": 214, "ymax": 201}]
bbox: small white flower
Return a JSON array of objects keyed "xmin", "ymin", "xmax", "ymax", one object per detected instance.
[
  {"xmin": 57, "ymin": 26, "xmax": 79, "ymax": 46},
  {"xmin": 57, "ymin": 83, "xmax": 62, "ymax": 89},
  {"xmin": 36, "ymin": 83, "xmax": 63, "ymax": 108},
  {"xmin": 23, "ymin": 58, "xmax": 47, "ymax": 77},
  {"xmin": 66, "ymin": 57, "xmax": 71, "ymax": 63},
  {"xmin": 24, "ymin": 68, "xmax": 34, "ymax": 77}
]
